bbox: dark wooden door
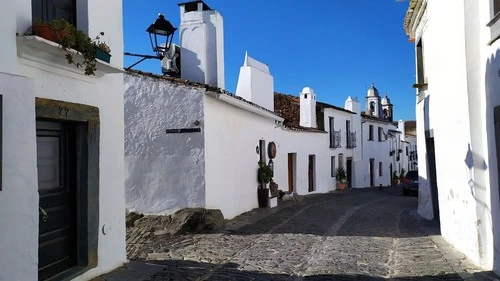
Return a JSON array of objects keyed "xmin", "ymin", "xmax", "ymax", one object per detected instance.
[
  {"xmin": 426, "ymin": 137, "xmax": 440, "ymax": 221},
  {"xmin": 37, "ymin": 120, "xmax": 78, "ymax": 280},
  {"xmin": 288, "ymin": 154, "xmax": 294, "ymax": 193},
  {"xmin": 369, "ymin": 159, "xmax": 374, "ymax": 187},
  {"xmin": 346, "ymin": 159, "xmax": 352, "ymax": 188},
  {"xmin": 308, "ymin": 155, "xmax": 315, "ymax": 192}
]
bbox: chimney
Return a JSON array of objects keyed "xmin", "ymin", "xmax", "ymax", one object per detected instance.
[
  {"xmin": 300, "ymin": 87, "xmax": 317, "ymax": 128},
  {"xmin": 344, "ymin": 96, "xmax": 360, "ymax": 113},
  {"xmin": 235, "ymin": 52, "xmax": 274, "ymax": 111},
  {"xmin": 178, "ymin": 1, "xmax": 225, "ymax": 89}
]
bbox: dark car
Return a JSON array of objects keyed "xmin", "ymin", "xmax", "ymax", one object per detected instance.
[{"xmin": 402, "ymin": 170, "xmax": 419, "ymax": 196}]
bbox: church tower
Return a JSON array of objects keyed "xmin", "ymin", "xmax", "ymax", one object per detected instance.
[
  {"xmin": 381, "ymin": 94, "xmax": 394, "ymax": 121},
  {"xmin": 365, "ymin": 83, "xmax": 382, "ymax": 118}
]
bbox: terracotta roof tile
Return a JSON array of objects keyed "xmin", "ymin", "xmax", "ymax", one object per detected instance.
[{"xmin": 404, "ymin": 120, "xmax": 417, "ymax": 136}]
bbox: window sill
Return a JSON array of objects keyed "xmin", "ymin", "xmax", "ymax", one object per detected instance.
[
  {"xmin": 16, "ymin": 35, "xmax": 123, "ymax": 79},
  {"xmin": 487, "ymin": 13, "xmax": 500, "ymax": 45}
]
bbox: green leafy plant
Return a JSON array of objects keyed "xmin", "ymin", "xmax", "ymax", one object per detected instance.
[
  {"xmin": 393, "ymin": 171, "xmax": 399, "ymax": 180},
  {"xmin": 335, "ymin": 166, "xmax": 347, "ymax": 183},
  {"xmin": 31, "ymin": 19, "xmax": 103, "ymax": 75},
  {"xmin": 399, "ymin": 168, "xmax": 406, "ymax": 180},
  {"xmin": 257, "ymin": 161, "xmax": 273, "ymax": 186}
]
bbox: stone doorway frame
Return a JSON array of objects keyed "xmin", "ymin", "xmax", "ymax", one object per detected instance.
[{"xmin": 35, "ymin": 97, "xmax": 100, "ymax": 280}]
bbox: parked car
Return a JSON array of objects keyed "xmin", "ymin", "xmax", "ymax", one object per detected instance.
[{"xmin": 402, "ymin": 170, "xmax": 419, "ymax": 196}]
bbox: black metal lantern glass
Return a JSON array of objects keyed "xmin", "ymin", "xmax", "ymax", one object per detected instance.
[
  {"xmin": 268, "ymin": 159, "xmax": 274, "ymax": 176},
  {"xmin": 146, "ymin": 14, "xmax": 177, "ymax": 58}
]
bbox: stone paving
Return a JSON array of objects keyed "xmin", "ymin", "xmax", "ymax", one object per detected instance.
[{"xmin": 93, "ymin": 187, "xmax": 500, "ymax": 281}]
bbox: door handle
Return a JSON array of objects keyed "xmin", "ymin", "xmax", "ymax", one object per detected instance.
[{"xmin": 39, "ymin": 206, "xmax": 48, "ymax": 222}]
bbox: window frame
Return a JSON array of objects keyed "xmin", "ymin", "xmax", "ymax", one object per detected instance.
[
  {"xmin": 368, "ymin": 125, "xmax": 374, "ymax": 141},
  {"xmin": 329, "ymin": 117, "xmax": 335, "ymax": 148},
  {"xmin": 488, "ymin": 0, "xmax": 500, "ymax": 44},
  {"xmin": 32, "ymin": 0, "xmax": 78, "ymax": 26}
]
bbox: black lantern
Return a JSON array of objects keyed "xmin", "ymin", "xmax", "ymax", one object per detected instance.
[
  {"xmin": 146, "ymin": 13, "xmax": 177, "ymax": 59},
  {"xmin": 268, "ymin": 159, "xmax": 274, "ymax": 177}
]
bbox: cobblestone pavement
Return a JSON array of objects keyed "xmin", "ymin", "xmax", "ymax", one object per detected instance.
[{"xmin": 94, "ymin": 187, "xmax": 499, "ymax": 281}]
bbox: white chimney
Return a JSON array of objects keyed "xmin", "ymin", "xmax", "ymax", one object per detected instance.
[
  {"xmin": 300, "ymin": 87, "xmax": 317, "ymax": 128},
  {"xmin": 344, "ymin": 96, "xmax": 360, "ymax": 113},
  {"xmin": 178, "ymin": 1, "xmax": 225, "ymax": 89},
  {"xmin": 235, "ymin": 52, "xmax": 274, "ymax": 111}
]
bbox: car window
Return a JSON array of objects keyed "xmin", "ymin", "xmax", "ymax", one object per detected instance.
[{"xmin": 406, "ymin": 171, "xmax": 418, "ymax": 179}]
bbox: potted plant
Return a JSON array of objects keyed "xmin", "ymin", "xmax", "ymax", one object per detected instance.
[
  {"xmin": 257, "ymin": 161, "xmax": 273, "ymax": 208},
  {"xmin": 399, "ymin": 169, "xmax": 406, "ymax": 182},
  {"xmin": 335, "ymin": 166, "xmax": 347, "ymax": 190},
  {"xmin": 93, "ymin": 32, "xmax": 111, "ymax": 63},
  {"xmin": 30, "ymin": 19, "xmax": 101, "ymax": 75},
  {"xmin": 392, "ymin": 171, "xmax": 399, "ymax": 186}
]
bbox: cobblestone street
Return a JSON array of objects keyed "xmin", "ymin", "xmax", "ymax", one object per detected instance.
[{"xmin": 94, "ymin": 188, "xmax": 499, "ymax": 281}]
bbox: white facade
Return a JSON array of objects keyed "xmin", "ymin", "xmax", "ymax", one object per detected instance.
[
  {"xmin": 405, "ymin": 0, "xmax": 500, "ymax": 273},
  {"xmin": 354, "ymin": 118, "xmax": 399, "ymax": 188},
  {"xmin": 235, "ymin": 52, "xmax": 274, "ymax": 111},
  {"xmin": 124, "ymin": 74, "xmax": 206, "ymax": 215},
  {"xmin": 0, "ymin": 0, "xmax": 126, "ymax": 280},
  {"xmin": 179, "ymin": 1, "xmax": 225, "ymax": 89}
]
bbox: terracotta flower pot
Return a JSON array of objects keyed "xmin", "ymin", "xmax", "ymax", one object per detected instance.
[
  {"xmin": 32, "ymin": 24, "xmax": 69, "ymax": 43},
  {"xmin": 337, "ymin": 182, "xmax": 347, "ymax": 190}
]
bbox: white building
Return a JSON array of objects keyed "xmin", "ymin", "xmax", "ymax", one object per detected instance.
[
  {"xmin": 405, "ymin": 0, "xmax": 500, "ymax": 273},
  {"xmin": 398, "ymin": 120, "xmax": 417, "ymax": 173},
  {"xmin": 353, "ymin": 84, "xmax": 401, "ymax": 188},
  {"xmin": 0, "ymin": 0, "xmax": 126, "ymax": 280}
]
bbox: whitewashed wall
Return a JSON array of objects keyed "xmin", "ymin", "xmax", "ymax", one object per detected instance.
[
  {"xmin": 355, "ymin": 120, "xmax": 397, "ymax": 188},
  {"xmin": 410, "ymin": 0, "xmax": 498, "ymax": 270},
  {"xmin": 204, "ymin": 94, "xmax": 281, "ymax": 219},
  {"xmin": 0, "ymin": 0, "xmax": 127, "ymax": 280},
  {"xmin": 124, "ymin": 73, "xmax": 206, "ymax": 215},
  {"xmin": 204, "ymin": 93, "xmax": 357, "ymax": 218},
  {"xmin": 481, "ymin": 0, "xmax": 500, "ymax": 272},
  {"xmin": 0, "ymin": 73, "xmax": 38, "ymax": 281}
]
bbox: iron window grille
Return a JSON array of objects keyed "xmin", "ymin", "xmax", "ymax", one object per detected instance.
[{"xmin": 347, "ymin": 132, "xmax": 356, "ymax": 148}]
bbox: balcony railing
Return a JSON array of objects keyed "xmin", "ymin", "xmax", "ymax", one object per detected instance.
[
  {"xmin": 330, "ymin": 130, "xmax": 341, "ymax": 148},
  {"xmin": 347, "ymin": 132, "xmax": 356, "ymax": 148}
]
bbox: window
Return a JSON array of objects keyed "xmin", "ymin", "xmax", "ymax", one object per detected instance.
[
  {"xmin": 346, "ymin": 120, "xmax": 351, "ymax": 142},
  {"xmin": 331, "ymin": 156, "xmax": 336, "ymax": 177},
  {"xmin": 379, "ymin": 162, "xmax": 383, "ymax": 177},
  {"xmin": 329, "ymin": 117, "xmax": 335, "ymax": 148},
  {"xmin": 368, "ymin": 125, "xmax": 374, "ymax": 141},
  {"xmin": 378, "ymin": 127, "xmax": 383, "ymax": 142},
  {"xmin": 495, "ymin": 0, "xmax": 500, "ymax": 16},
  {"xmin": 32, "ymin": 0, "xmax": 77, "ymax": 25},
  {"xmin": 308, "ymin": 155, "xmax": 316, "ymax": 192}
]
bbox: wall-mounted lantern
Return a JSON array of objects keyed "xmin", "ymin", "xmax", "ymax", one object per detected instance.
[
  {"xmin": 146, "ymin": 13, "xmax": 177, "ymax": 59},
  {"xmin": 124, "ymin": 13, "xmax": 177, "ymax": 70}
]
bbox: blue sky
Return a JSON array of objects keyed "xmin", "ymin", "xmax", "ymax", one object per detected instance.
[{"xmin": 123, "ymin": 0, "xmax": 416, "ymax": 121}]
